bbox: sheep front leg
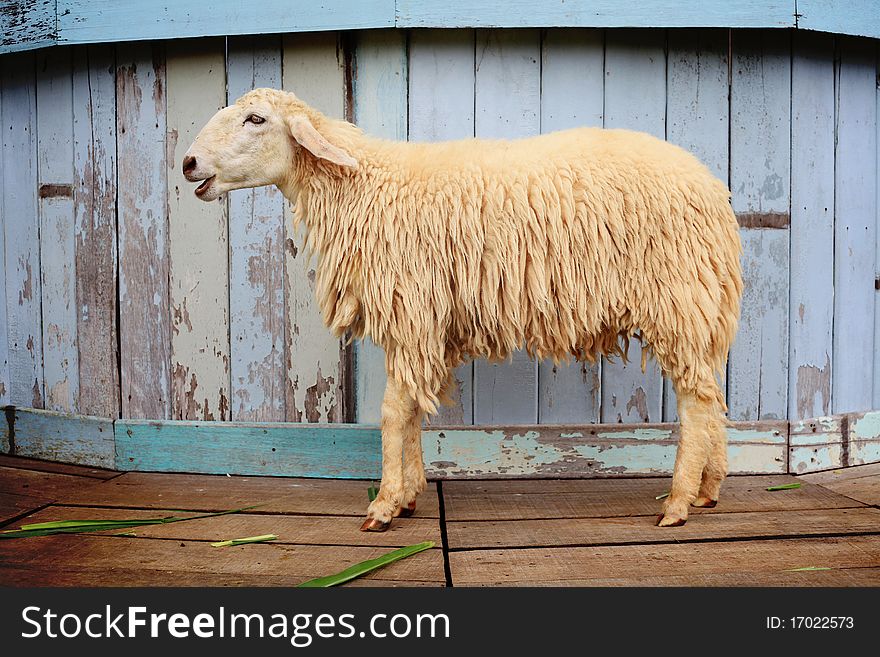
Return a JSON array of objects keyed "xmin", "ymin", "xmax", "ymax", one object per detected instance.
[{"xmin": 360, "ymin": 378, "xmax": 419, "ymax": 532}]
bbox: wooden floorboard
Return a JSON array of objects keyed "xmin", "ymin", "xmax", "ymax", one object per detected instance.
[
  {"xmin": 443, "ymin": 475, "xmax": 862, "ymax": 521},
  {"xmin": 11, "ymin": 505, "xmax": 441, "ymax": 547},
  {"xmin": 0, "ymin": 466, "xmax": 109, "ymax": 499},
  {"xmin": 0, "ymin": 534, "xmax": 446, "ymax": 587},
  {"xmin": 0, "ymin": 454, "xmax": 119, "ymax": 479},
  {"xmin": 0, "ymin": 490, "xmax": 52, "ymax": 525},
  {"xmin": 58, "ymin": 472, "xmax": 440, "ymax": 518},
  {"xmin": 448, "ymin": 535, "xmax": 880, "ymax": 586},
  {"xmin": 801, "ymin": 463, "xmax": 880, "ymax": 485},
  {"xmin": 802, "ymin": 464, "xmax": 880, "ymax": 505},
  {"xmin": 447, "ymin": 507, "xmax": 880, "ymax": 549}
]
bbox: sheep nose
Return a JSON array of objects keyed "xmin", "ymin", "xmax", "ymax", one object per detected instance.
[{"xmin": 182, "ymin": 155, "xmax": 197, "ymax": 175}]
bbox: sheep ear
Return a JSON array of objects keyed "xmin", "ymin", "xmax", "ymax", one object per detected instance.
[{"xmin": 288, "ymin": 115, "xmax": 358, "ymax": 169}]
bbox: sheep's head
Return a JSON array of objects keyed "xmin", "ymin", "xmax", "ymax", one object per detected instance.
[{"xmin": 183, "ymin": 88, "xmax": 357, "ymax": 201}]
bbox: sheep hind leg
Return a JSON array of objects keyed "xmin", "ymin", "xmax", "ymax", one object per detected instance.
[
  {"xmin": 693, "ymin": 418, "xmax": 728, "ymax": 508},
  {"xmin": 400, "ymin": 417, "xmax": 427, "ymax": 517},
  {"xmin": 361, "ymin": 378, "xmax": 417, "ymax": 532},
  {"xmin": 658, "ymin": 389, "xmax": 718, "ymax": 527}
]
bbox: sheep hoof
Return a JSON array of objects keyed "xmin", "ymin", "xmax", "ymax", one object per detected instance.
[
  {"xmin": 398, "ymin": 501, "xmax": 417, "ymax": 518},
  {"xmin": 360, "ymin": 517, "xmax": 391, "ymax": 532},
  {"xmin": 656, "ymin": 513, "xmax": 687, "ymax": 527},
  {"xmin": 692, "ymin": 497, "xmax": 718, "ymax": 508}
]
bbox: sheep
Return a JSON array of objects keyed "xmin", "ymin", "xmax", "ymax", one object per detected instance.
[{"xmin": 183, "ymin": 88, "xmax": 743, "ymax": 531}]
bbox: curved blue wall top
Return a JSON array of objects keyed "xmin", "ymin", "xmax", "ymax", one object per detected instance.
[{"xmin": 2, "ymin": 0, "xmax": 879, "ymax": 54}]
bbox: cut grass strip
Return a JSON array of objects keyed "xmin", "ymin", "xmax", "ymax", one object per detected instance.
[
  {"xmin": 211, "ymin": 534, "xmax": 278, "ymax": 548},
  {"xmin": 0, "ymin": 505, "xmax": 262, "ymax": 540},
  {"xmin": 766, "ymin": 483, "xmax": 802, "ymax": 492},
  {"xmin": 368, "ymin": 485, "xmax": 378, "ymax": 502},
  {"xmin": 655, "ymin": 492, "xmax": 669, "ymax": 500},
  {"xmin": 297, "ymin": 541, "xmax": 435, "ymax": 588},
  {"xmin": 784, "ymin": 566, "xmax": 832, "ymax": 572}
]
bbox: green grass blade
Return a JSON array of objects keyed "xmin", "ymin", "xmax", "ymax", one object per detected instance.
[
  {"xmin": 368, "ymin": 485, "xmax": 378, "ymax": 502},
  {"xmin": 211, "ymin": 534, "xmax": 278, "ymax": 548},
  {"xmin": 766, "ymin": 483, "xmax": 802, "ymax": 491},
  {"xmin": 784, "ymin": 566, "xmax": 832, "ymax": 572},
  {"xmin": 0, "ymin": 505, "xmax": 262, "ymax": 540},
  {"xmin": 297, "ymin": 541, "xmax": 435, "ymax": 588},
  {"xmin": 655, "ymin": 492, "xmax": 669, "ymax": 500}
]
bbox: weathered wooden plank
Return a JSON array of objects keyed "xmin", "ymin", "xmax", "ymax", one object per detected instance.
[
  {"xmin": 73, "ymin": 45, "xmax": 119, "ymax": 418},
  {"xmin": 0, "ymin": 490, "xmax": 51, "ymax": 526},
  {"xmin": 789, "ymin": 415, "xmax": 845, "ymax": 473},
  {"xmin": 351, "ymin": 29, "xmax": 408, "ymax": 423},
  {"xmin": 805, "ymin": 476, "xmax": 880, "ymax": 506},
  {"xmin": 227, "ymin": 36, "xmax": 286, "ymax": 422},
  {"xmin": 848, "ymin": 410, "xmax": 880, "ymax": 466},
  {"xmin": 397, "ymin": 1, "xmax": 796, "ymax": 29},
  {"xmin": 472, "ymin": 28, "xmax": 540, "ymax": 425},
  {"xmin": 663, "ymin": 29, "xmax": 730, "ymax": 421},
  {"xmin": 0, "ymin": 453, "xmax": 117, "ymax": 479},
  {"xmin": 0, "ymin": 535, "xmax": 444, "ymax": 587},
  {"xmin": 442, "ymin": 473, "xmax": 860, "ymax": 520},
  {"xmin": 600, "ymin": 29, "xmax": 666, "ymax": 423},
  {"xmin": 12, "ymin": 407, "xmax": 115, "ymax": 469},
  {"xmin": 60, "ymin": 471, "xmax": 441, "ymax": 517},
  {"xmin": 117, "ymin": 42, "xmax": 172, "ymax": 420},
  {"xmin": 728, "ymin": 30, "xmax": 791, "ymax": 421},
  {"xmin": 1, "ymin": 51, "xmax": 43, "ymax": 408},
  {"xmin": 789, "ymin": 31, "xmax": 835, "ymax": 420},
  {"xmin": 53, "ymin": 1, "xmax": 397, "ymax": 46},
  {"xmin": 448, "ymin": 536, "xmax": 880, "ymax": 586},
  {"xmin": 281, "ymin": 31, "xmax": 347, "ymax": 423},
  {"xmin": 36, "ymin": 48, "xmax": 78, "ymax": 413},
  {"xmin": 0, "ymin": 0, "xmax": 56, "ymax": 53},
  {"xmin": 833, "ymin": 37, "xmax": 877, "ymax": 414},
  {"xmin": 166, "ymin": 39, "xmax": 230, "ymax": 421},
  {"xmin": 408, "ymin": 28, "xmax": 476, "ymax": 425},
  {"xmin": 801, "ymin": 461, "xmax": 880, "ymax": 485},
  {"xmin": 19, "ymin": 505, "xmax": 440, "ymax": 547},
  {"xmin": 0, "ymin": 464, "xmax": 108, "ymax": 499},
  {"xmin": 537, "ymin": 28, "xmax": 603, "ymax": 424},
  {"xmin": 0, "ymin": 88, "xmax": 7, "ymax": 410},
  {"xmin": 447, "ymin": 507, "xmax": 880, "ymax": 549}
]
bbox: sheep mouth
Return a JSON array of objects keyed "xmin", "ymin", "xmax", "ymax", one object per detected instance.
[{"xmin": 194, "ymin": 176, "xmax": 216, "ymax": 197}]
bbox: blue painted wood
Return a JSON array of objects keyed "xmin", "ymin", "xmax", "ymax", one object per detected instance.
[
  {"xmin": 0, "ymin": 0, "xmax": 56, "ymax": 53},
  {"xmin": 72, "ymin": 45, "xmax": 120, "ymax": 418},
  {"xmin": 789, "ymin": 415, "xmax": 845, "ymax": 473},
  {"xmin": 55, "ymin": 1, "xmax": 396, "ymax": 45},
  {"xmin": 1, "ymin": 51, "xmax": 44, "ymax": 408},
  {"xmin": 789, "ymin": 31, "xmax": 835, "ymax": 420},
  {"xmin": 833, "ymin": 38, "xmax": 877, "ymax": 414},
  {"xmin": 664, "ymin": 28, "xmax": 730, "ymax": 422},
  {"xmin": 397, "ymin": 1, "xmax": 796, "ymax": 29},
  {"xmin": 352, "ymin": 30, "xmax": 408, "ymax": 423},
  {"xmin": 14, "ymin": 407, "xmax": 115, "ymax": 469},
  {"xmin": 798, "ymin": 1, "xmax": 880, "ymax": 40},
  {"xmin": 600, "ymin": 29, "xmax": 666, "ymax": 424},
  {"xmin": 408, "ymin": 28, "xmax": 476, "ymax": 425},
  {"xmin": 117, "ymin": 42, "xmax": 172, "ymax": 420},
  {"xmin": 472, "ymin": 28, "xmax": 541, "ymax": 425},
  {"xmin": 728, "ymin": 30, "xmax": 791, "ymax": 421},
  {"xmin": 113, "ymin": 415, "xmax": 787, "ymax": 478},
  {"xmin": 227, "ymin": 36, "xmax": 287, "ymax": 422},
  {"xmin": 37, "ymin": 47, "xmax": 79, "ymax": 413},
  {"xmin": 849, "ymin": 411, "xmax": 880, "ymax": 466},
  {"xmin": 537, "ymin": 28, "xmax": 604, "ymax": 424}
]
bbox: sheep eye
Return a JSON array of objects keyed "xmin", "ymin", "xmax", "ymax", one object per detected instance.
[{"xmin": 245, "ymin": 114, "xmax": 265, "ymax": 125}]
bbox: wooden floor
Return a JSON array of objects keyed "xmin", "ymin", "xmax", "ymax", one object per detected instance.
[{"xmin": 1, "ymin": 454, "xmax": 879, "ymax": 587}]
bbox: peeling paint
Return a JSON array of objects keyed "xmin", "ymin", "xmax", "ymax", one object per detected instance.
[
  {"xmin": 625, "ymin": 386, "xmax": 649, "ymax": 421},
  {"xmin": 795, "ymin": 353, "xmax": 831, "ymax": 418}
]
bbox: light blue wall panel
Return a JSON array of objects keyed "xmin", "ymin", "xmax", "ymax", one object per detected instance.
[
  {"xmin": 789, "ymin": 31, "xmax": 835, "ymax": 420},
  {"xmin": 352, "ymin": 30, "xmax": 408, "ymax": 423},
  {"xmin": 600, "ymin": 29, "xmax": 666, "ymax": 423},
  {"xmin": 833, "ymin": 37, "xmax": 878, "ymax": 413},
  {"xmin": 728, "ymin": 30, "xmax": 791, "ymax": 421},
  {"xmin": 117, "ymin": 42, "xmax": 172, "ymax": 420},
  {"xmin": 398, "ymin": 1, "xmax": 796, "ymax": 29},
  {"xmin": 472, "ymin": 28, "xmax": 541, "ymax": 425},
  {"xmin": 1, "ymin": 51, "xmax": 44, "ymax": 408},
  {"xmin": 0, "ymin": 0, "xmax": 56, "ymax": 53},
  {"xmin": 798, "ymin": 1, "xmax": 880, "ymax": 40},
  {"xmin": 227, "ymin": 36, "xmax": 287, "ymax": 422},
  {"xmin": 408, "ymin": 28, "xmax": 476, "ymax": 425},
  {"xmin": 664, "ymin": 28, "xmax": 730, "ymax": 422},
  {"xmin": 36, "ymin": 47, "xmax": 80, "ymax": 413},
  {"xmin": 537, "ymin": 28, "xmax": 604, "ymax": 424}
]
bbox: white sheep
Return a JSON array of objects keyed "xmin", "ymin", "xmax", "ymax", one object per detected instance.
[{"xmin": 184, "ymin": 88, "xmax": 743, "ymax": 530}]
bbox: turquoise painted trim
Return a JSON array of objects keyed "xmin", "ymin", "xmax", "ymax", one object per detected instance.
[
  {"xmin": 13, "ymin": 407, "xmax": 115, "ymax": 469},
  {"xmin": 1, "ymin": 406, "xmax": 10, "ymax": 454},
  {"xmin": 4, "ymin": 2, "xmax": 880, "ymax": 55}
]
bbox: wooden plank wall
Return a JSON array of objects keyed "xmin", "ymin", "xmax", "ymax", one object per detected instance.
[{"xmin": 0, "ymin": 29, "xmax": 878, "ymax": 429}]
